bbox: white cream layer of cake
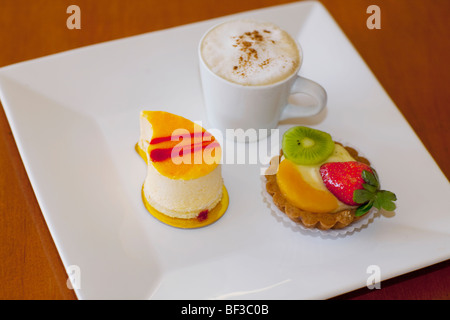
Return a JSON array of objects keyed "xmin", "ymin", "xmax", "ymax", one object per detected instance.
[{"xmin": 143, "ymin": 163, "xmax": 223, "ymax": 219}]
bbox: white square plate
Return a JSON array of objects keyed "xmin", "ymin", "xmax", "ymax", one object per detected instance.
[{"xmin": 1, "ymin": 1, "xmax": 449, "ymax": 299}]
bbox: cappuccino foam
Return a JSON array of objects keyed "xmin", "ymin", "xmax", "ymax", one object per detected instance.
[{"xmin": 201, "ymin": 20, "xmax": 300, "ymax": 86}]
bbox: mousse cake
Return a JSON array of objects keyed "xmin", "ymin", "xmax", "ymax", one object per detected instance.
[{"xmin": 136, "ymin": 111, "xmax": 228, "ymax": 228}]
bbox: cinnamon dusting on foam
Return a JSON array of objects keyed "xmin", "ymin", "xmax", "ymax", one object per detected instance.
[
  {"xmin": 231, "ymin": 30, "xmax": 273, "ymax": 78},
  {"xmin": 201, "ymin": 20, "xmax": 300, "ymax": 86}
]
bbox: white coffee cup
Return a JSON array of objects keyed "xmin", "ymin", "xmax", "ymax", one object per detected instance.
[{"xmin": 198, "ymin": 19, "xmax": 327, "ymax": 142}]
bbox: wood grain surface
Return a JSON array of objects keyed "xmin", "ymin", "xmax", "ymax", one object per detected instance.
[{"xmin": 0, "ymin": 0, "xmax": 449, "ymax": 300}]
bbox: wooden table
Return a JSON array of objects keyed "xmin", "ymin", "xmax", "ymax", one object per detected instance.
[{"xmin": 0, "ymin": 0, "xmax": 449, "ymax": 300}]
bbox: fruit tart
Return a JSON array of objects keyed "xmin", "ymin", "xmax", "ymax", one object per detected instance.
[{"xmin": 265, "ymin": 126, "xmax": 396, "ymax": 231}]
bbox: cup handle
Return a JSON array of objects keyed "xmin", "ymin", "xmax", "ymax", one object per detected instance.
[{"xmin": 280, "ymin": 75, "xmax": 327, "ymax": 120}]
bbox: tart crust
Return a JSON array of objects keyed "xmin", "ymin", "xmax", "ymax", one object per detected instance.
[{"xmin": 265, "ymin": 143, "xmax": 371, "ymax": 230}]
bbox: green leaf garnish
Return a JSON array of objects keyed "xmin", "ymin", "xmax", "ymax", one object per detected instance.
[
  {"xmin": 362, "ymin": 169, "xmax": 379, "ymax": 188},
  {"xmin": 375, "ymin": 190, "xmax": 397, "ymax": 211},
  {"xmin": 355, "ymin": 199, "xmax": 374, "ymax": 217},
  {"xmin": 354, "ymin": 168, "xmax": 397, "ymax": 217},
  {"xmin": 354, "ymin": 189, "xmax": 375, "ymax": 204},
  {"xmin": 362, "ymin": 183, "xmax": 377, "ymax": 193}
]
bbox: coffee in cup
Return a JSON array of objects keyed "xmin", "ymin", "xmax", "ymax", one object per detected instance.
[
  {"xmin": 198, "ymin": 19, "xmax": 327, "ymax": 142},
  {"xmin": 201, "ymin": 19, "xmax": 300, "ymax": 86}
]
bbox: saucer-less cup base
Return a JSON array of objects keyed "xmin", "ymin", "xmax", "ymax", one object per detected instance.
[{"xmin": 198, "ymin": 20, "xmax": 327, "ymax": 143}]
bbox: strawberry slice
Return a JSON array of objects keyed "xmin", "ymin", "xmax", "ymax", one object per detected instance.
[
  {"xmin": 319, "ymin": 161, "xmax": 397, "ymax": 216},
  {"xmin": 319, "ymin": 161, "xmax": 371, "ymax": 206}
]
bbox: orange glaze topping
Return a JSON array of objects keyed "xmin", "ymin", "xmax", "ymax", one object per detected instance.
[
  {"xmin": 150, "ymin": 131, "xmax": 218, "ymax": 162},
  {"xmin": 141, "ymin": 111, "xmax": 221, "ymax": 180}
]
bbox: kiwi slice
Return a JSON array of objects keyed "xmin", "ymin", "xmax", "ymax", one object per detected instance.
[{"xmin": 282, "ymin": 126, "xmax": 335, "ymax": 165}]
